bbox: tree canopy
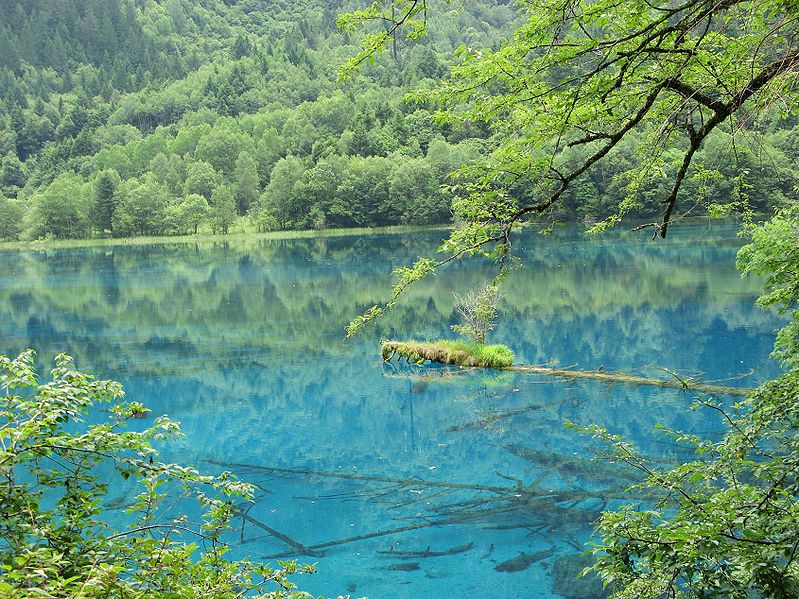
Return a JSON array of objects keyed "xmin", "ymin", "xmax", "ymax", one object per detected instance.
[{"xmin": 344, "ymin": 0, "xmax": 799, "ymax": 331}]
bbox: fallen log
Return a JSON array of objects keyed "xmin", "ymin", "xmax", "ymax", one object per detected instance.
[
  {"xmin": 378, "ymin": 541, "xmax": 474, "ymax": 559},
  {"xmin": 234, "ymin": 508, "xmax": 323, "ymax": 557},
  {"xmin": 214, "ymin": 461, "xmax": 653, "ymax": 560},
  {"xmin": 209, "ymin": 461, "xmax": 515, "ymax": 494},
  {"xmin": 384, "ymin": 562, "xmax": 420, "ymax": 571},
  {"xmin": 264, "ymin": 520, "xmax": 443, "ymax": 559},
  {"xmin": 380, "ymin": 341, "xmax": 752, "ymax": 397},
  {"xmin": 507, "ymin": 365, "xmax": 751, "ymax": 397},
  {"xmin": 210, "ymin": 460, "xmax": 639, "ymax": 507},
  {"xmin": 495, "ymin": 548, "xmax": 555, "ymax": 573}
]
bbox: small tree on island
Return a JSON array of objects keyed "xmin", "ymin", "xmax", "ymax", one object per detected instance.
[{"xmin": 451, "ymin": 283, "xmax": 502, "ymax": 345}]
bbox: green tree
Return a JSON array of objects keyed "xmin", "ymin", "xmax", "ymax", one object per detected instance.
[
  {"xmin": 232, "ymin": 33, "xmax": 254, "ymax": 58},
  {"xmin": 128, "ymin": 135, "xmax": 169, "ymax": 175},
  {"xmin": 339, "ymin": 156, "xmax": 394, "ymax": 226},
  {"xmin": 25, "ymin": 173, "xmax": 91, "ymax": 240},
  {"xmin": 184, "ymin": 160, "xmax": 223, "ymax": 200},
  {"xmin": 281, "ymin": 113, "xmax": 318, "ymax": 158},
  {"xmin": 234, "ymin": 151, "xmax": 260, "ymax": 215},
  {"xmin": 113, "ymin": 178, "xmax": 170, "ymax": 237},
  {"xmin": 169, "ymin": 193, "xmax": 210, "ymax": 235},
  {"xmin": 171, "ymin": 123, "xmax": 212, "ymax": 156},
  {"xmin": 150, "ymin": 152, "xmax": 186, "ymax": 194},
  {"xmin": 93, "ymin": 169, "xmax": 121, "ymax": 235},
  {"xmin": 425, "ymin": 137, "xmax": 455, "ymax": 180},
  {"xmin": 195, "ymin": 122, "xmax": 253, "ymax": 176},
  {"xmin": 260, "ymin": 155, "xmax": 306, "ymax": 229},
  {"xmin": 210, "ymin": 184, "xmax": 237, "ymax": 234},
  {"xmin": 0, "ymin": 194, "xmax": 24, "ymax": 240},
  {"xmin": 301, "ymin": 156, "xmax": 350, "ymax": 227},
  {"xmin": 0, "ymin": 350, "xmax": 313, "ymax": 597},
  {"xmin": 0, "ymin": 150, "xmax": 26, "ymax": 195},
  {"xmin": 166, "ymin": 0, "xmax": 189, "ymax": 34},
  {"xmin": 253, "ymin": 203, "xmax": 279, "ymax": 233},
  {"xmin": 737, "ymin": 208, "xmax": 799, "ymax": 369},
  {"xmin": 254, "ymin": 127, "xmax": 284, "ymax": 182},
  {"xmin": 388, "ymin": 157, "xmax": 447, "ymax": 225}
]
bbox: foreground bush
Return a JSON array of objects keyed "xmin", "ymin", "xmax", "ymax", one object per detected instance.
[{"xmin": 0, "ymin": 350, "xmax": 314, "ymax": 598}]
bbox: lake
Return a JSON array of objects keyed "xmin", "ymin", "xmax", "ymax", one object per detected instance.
[{"xmin": 0, "ymin": 221, "xmax": 783, "ymax": 598}]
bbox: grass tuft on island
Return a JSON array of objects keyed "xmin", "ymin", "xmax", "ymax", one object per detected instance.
[{"xmin": 381, "ymin": 340, "xmax": 515, "ymax": 368}]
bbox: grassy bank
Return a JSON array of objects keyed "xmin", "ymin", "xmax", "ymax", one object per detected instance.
[{"xmin": 0, "ymin": 224, "xmax": 451, "ymax": 252}]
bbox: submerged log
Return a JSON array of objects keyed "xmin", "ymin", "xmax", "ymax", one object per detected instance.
[
  {"xmin": 265, "ymin": 520, "xmax": 451, "ymax": 559},
  {"xmin": 213, "ymin": 461, "xmax": 649, "ymax": 560},
  {"xmin": 209, "ymin": 461, "xmax": 514, "ymax": 494},
  {"xmin": 234, "ymin": 508, "xmax": 323, "ymax": 557},
  {"xmin": 378, "ymin": 541, "xmax": 475, "ymax": 559},
  {"xmin": 384, "ymin": 562, "xmax": 420, "ymax": 571},
  {"xmin": 504, "ymin": 444, "xmax": 642, "ymax": 484},
  {"xmin": 443, "ymin": 403, "xmax": 549, "ymax": 433},
  {"xmin": 495, "ymin": 548, "xmax": 555, "ymax": 573},
  {"xmin": 380, "ymin": 341, "xmax": 752, "ymax": 397}
]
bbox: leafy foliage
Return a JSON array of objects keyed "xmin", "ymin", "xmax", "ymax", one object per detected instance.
[
  {"xmin": 343, "ymin": 0, "xmax": 799, "ymax": 330},
  {"xmin": 0, "ymin": 350, "xmax": 314, "ymax": 597},
  {"xmin": 558, "ymin": 213, "xmax": 799, "ymax": 598},
  {"xmin": 738, "ymin": 208, "xmax": 799, "ymax": 368}
]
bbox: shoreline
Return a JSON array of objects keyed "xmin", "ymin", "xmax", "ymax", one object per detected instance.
[
  {"xmin": 0, "ymin": 215, "xmax": 746, "ymax": 252},
  {"xmin": 0, "ymin": 224, "xmax": 452, "ymax": 252}
]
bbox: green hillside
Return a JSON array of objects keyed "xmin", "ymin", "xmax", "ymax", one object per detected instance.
[{"xmin": 1, "ymin": 0, "xmax": 797, "ymax": 242}]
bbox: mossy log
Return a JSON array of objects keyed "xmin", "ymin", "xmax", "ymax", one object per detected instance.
[
  {"xmin": 380, "ymin": 341, "xmax": 752, "ymax": 397},
  {"xmin": 381, "ymin": 340, "xmax": 514, "ymax": 368},
  {"xmin": 382, "ymin": 340, "xmax": 484, "ymax": 367}
]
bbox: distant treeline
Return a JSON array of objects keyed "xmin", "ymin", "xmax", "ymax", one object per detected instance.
[{"xmin": 0, "ymin": 0, "xmax": 796, "ymax": 241}]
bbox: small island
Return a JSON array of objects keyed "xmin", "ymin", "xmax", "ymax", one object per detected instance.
[{"xmin": 381, "ymin": 339, "xmax": 515, "ymax": 368}]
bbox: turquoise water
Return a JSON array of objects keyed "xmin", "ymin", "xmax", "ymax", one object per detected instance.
[{"xmin": 0, "ymin": 222, "xmax": 783, "ymax": 598}]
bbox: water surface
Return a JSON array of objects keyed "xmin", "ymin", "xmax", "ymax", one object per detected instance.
[{"xmin": 0, "ymin": 222, "xmax": 782, "ymax": 598}]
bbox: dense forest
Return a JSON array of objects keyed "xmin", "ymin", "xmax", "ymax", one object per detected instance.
[
  {"xmin": 0, "ymin": 0, "xmax": 512, "ymax": 240},
  {"xmin": 1, "ymin": 0, "xmax": 798, "ymax": 241}
]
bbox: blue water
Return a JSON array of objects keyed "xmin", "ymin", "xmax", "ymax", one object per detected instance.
[{"xmin": 0, "ymin": 222, "xmax": 783, "ymax": 598}]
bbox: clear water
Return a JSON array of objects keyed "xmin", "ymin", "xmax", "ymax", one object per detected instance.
[{"xmin": 0, "ymin": 222, "xmax": 783, "ymax": 598}]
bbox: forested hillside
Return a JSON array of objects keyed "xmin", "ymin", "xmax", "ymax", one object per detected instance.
[{"xmin": 0, "ymin": 0, "xmax": 797, "ymax": 241}]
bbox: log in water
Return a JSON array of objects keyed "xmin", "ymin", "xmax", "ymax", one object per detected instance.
[{"xmin": 380, "ymin": 341, "xmax": 752, "ymax": 397}]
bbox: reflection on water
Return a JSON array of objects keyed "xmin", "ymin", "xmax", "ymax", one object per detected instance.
[{"xmin": 0, "ymin": 221, "xmax": 783, "ymax": 598}]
